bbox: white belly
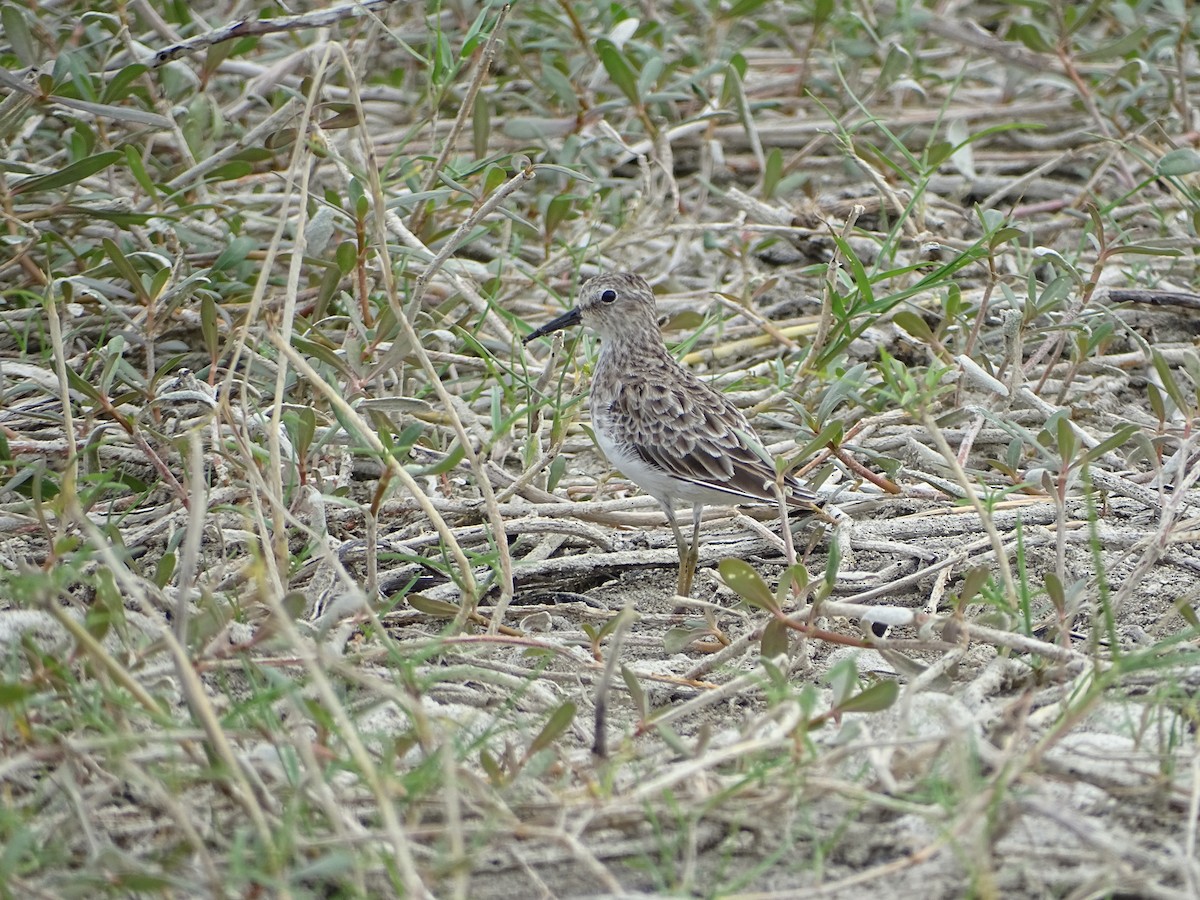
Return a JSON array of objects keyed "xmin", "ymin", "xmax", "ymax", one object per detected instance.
[{"xmin": 592, "ymin": 412, "xmax": 734, "ymax": 508}]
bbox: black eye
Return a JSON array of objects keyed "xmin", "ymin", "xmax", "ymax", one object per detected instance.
[{"xmin": 600, "ymin": 289, "xmax": 617, "ymax": 303}]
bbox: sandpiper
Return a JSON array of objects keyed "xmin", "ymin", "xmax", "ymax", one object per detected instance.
[{"xmin": 524, "ymin": 272, "xmax": 822, "ymax": 596}]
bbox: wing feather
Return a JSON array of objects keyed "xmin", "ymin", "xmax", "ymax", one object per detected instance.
[{"xmin": 603, "ymin": 354, "xmax": 819, "ymax": 508}]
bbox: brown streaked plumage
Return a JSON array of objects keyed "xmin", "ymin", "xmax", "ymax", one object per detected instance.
[{"xmin": 525, "ymin": 272, "xmax": 820, "ymax": 596}]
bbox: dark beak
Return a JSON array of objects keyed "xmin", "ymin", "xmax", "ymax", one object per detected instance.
[{"xmin": 522, "ymin": 306, "xmax": 582, "ymax": 344}]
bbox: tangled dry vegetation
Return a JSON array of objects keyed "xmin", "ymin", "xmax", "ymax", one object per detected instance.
[{"xmin": 2, "ymin": 1, "xmax": 1200, "ymax": 897}]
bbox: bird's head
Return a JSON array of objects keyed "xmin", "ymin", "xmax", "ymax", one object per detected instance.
[{"xmin": 523, "ymin": 272, "xmax": 660, "ymax": 345}]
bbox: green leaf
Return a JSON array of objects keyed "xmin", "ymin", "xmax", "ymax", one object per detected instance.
[
  {"xmin": 60, "ymin": 205, "xmax": 155, "ymax": 226},
  {"xmin": 545, "ymin": 193, "xmax": 574, "ymax": 241},
  {"xmin": 1078, "ymin": 26, "xmax": 1148, "ymax": 62},
  {"xmin": 124, "ymin": 145, "xmax": 158, "ymax": 199},
  {"xmin": 836, "ymin": 679, "xmax": 899, "ymax": 714},
  {"xmin": 826, "ymin": 655, "xmax": 858, "ymax": 706},
  {"xmin": 823, "ymin": 533, "xmax": 842, "ymax": 590},
  {"xmin": 407, "ymin": 443, "xmax": 465, "ymax": 477},
  {"xmin": 84, "ymin": 604, "xmax": 113, "ymax": 645},
  {"xmin": 596, "ymin": 39, "xmax": 640, "ymax": 105},
  {"xmin": 925, "ymin": 140, "xmax": 953, "ymax": 169},
  {"xmin": 480, "ymin": 748, "xmax": 503, "ymax": 784},
  {"xmin": 472, "ymin": 91, "xmax": 490, "ymax": 160},
  {"xmin": 541, "ymin": 66, "xmax": 580, "ymax": 112},
  {"xmin": 12, "ymin": 150, "xmax": 123, "ymax": 195},
  {"xmin": 761, "ymin": 618, "xmax": 790, "ymax": 658},
  {"xmin": 987, "ymin": 226, "xmax": 1025, "ymax": 249},
  {"xmin": 663, "ymin": 625, "xmax": 708, "ymax": 654},
  {"xmin": 637, "ymin": 56, "xmax": 663, "ymax": 102},
  {"xmin": 547, "ymin": 454, "xmax": 567, "ymax": 493},
  {"xmin": 599, "ymin": 605, "xmax": 635, "ymax": 642},
  {"xmin": 718, "ymin": 558, "xmax": 779, "ymax": 614},
  {"xmin": 483, "ymin": 163, "xmax": 507, "ymax": 195},
  {"xmin": 1146, "ymin": 381, "xmax": 1165, "ymax": 423},
  {"xmin": 99, "ymin": 337, "xmax": 125, "ymax": 396},
  {"xmin": 1045, "ymin": 571, "xmax": 1065, "ymax": 609},
  {"xmin": 1080, "ymin": 425, "xmax": 1138, "ymax": 466},
  {"xmin": 431, "ymin": 28, "xmax": 455, "ymax": 86},
  {"xmin": 957, "ymin": 566, "xmax": 989, "ymax": 607},
  {"xmin": 877, "ymin": 44, "xmax": 911, "ymax": 89},
  {"xmin": 652, "ymin": 723, "xmax": 690, "ymax": 756},
  {"xmin": 109, "ymin": 872, "xmax": 176, "ymax": 891},
  {"xmin": 779, "ymin": 563, "xmax": 809, "ymax": 603},
  {"xmin": 621, "ymin": 666, "xmax": 648, "ymax": 718},
  {"xmin": 1035, "ymin": 275, "xmax": 1074, "ymax": 315},
  {"xmin": 204, "ymin": 161, "xmax": 254, "ymax": 184},
  {"xmin": 0, "ymin": 681, "xmax": 36, "ymax": 706},
  {"xmin": 2, "ymin": 6, "xmax": 38, "ymax": 67},
  {"xmin": 91, "ymin": 566, "xmax": 126, "ymax": 640},
  {"xmin": 762, "ymin": 147, "xmax": 783, "ymax": 199},
  {"xmin": 795, "ymin": 419, "xmax": 843, "ymax": 460},
  {"xmin": 203, "ymin": 32, "xmax": 240, "ymax": 75},
  {"xmin": 1055, "ymin": 412, "xmax": 1077, "ymax": 463},
  {"xmin": 724, "ymin": 0, "xmax": 770, "ymax": 18},
  {"xmin": 212, "ymin": 236, "xmax": 257, "ymax": 273},
  {"xmin": 102, "ymin": 238, "xmax": 149, "ymax": 303},
  {"xmin": 334, "ymin": 240, "xmax": 357, "ymax": 275},
  {"xmin": 407, "ymin": 594, "xmax": 460, "ymax": 617},
  {"xmin": 460, "ymin": 5, "xmax": 492, "ymax": 53},
  {"xmin": 154, "ymin": 550, "xmax": 177, "ymax": 588},
  {"xmin": 1008, "ymin": 21, "xmax": 1052, "ymax": 52},
  {"xmin": 527, "ymin": 701, "xmax": 576, "ymax": 757},
  {"xmin": 294, "ymin": 407, "xmax": 316, "ymax": 457},
  {"xmin": 102, "ymin": 64, "xmax": 148, "ymax": 104},
  {"xmin": 292, "ymin": 851, "xmax": 356, "ymax": 882},
  {"xmin": 290, "ymin": 336, "xmax": 349, "ymax": 378},
  {"xmin": 63, "ymin": 366, "xmax": 104, "ymax": 404},
  {"xmin": 2, "ymin": 460, "xmax": 58, "ymax": 501},
  {"xmin": 148, "ymin": 264, "xmax": 171, "ymax": 301},
  {"xmin": 1152, "ymin": 350, "xmax": 1191, "ymax": 415},
  {"xmin": 281, "ymin": 591, "xmax": 307, "ymax": 620},
  {"xmin": 1106, "ymin": 244, "xmax": 1183, "ymax": 258},
  {"xmin": 893, "ymin": 310, "xmax": 933, "ymax": 342},
  {"xmin": 831, "ymin": 234, "xmax": 874, "ymax": 307},
  {"xmin": 200, "ymin": 294, "xmax": 219, "ymax": 361}
]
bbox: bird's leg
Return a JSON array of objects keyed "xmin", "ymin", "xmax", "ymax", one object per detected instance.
[
  {"xmin": 677, "ymin": 504, "xmax": 706, "ymax": 598},
  {"xmin": 684, "ymin": 503, "xmax": 704, "ymax": 594},
  {"xmin": 661, "ymin": 504, "xmax": 691, "ymax": 597}
]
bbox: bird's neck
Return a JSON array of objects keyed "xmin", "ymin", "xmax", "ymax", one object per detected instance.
[{"xmin": 595, "ymin": 330, "xmax": 676, "ymax": 375}]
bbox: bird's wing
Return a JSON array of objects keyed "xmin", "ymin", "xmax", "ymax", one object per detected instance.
[{"xmin": 608, "ymin": 367, "xmax": 819, "ymax": 508}]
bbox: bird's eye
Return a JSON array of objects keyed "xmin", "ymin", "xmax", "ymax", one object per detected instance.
[{"xmin": 600, "ymin": 289, "xmax": 617, "ymax": 303}]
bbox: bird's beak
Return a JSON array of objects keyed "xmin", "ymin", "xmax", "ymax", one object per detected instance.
[{"xmin": 523, "ymin": 306, "xmax": 582, "ymax": 344}]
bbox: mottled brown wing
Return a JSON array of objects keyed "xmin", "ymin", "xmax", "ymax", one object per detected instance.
[{"xmin": 609, "ymin": 362, "xmax": 819, "ymax": 508}]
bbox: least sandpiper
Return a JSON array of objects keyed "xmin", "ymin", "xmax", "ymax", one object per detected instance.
[{"xmin": 525, "ymin": 272, "xmax": 821, "ymax": 596}]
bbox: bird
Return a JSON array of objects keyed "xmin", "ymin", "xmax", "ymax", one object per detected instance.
[{"xmin": 524, "ymin": 272, "xmax": 822, "ymax": 597}]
